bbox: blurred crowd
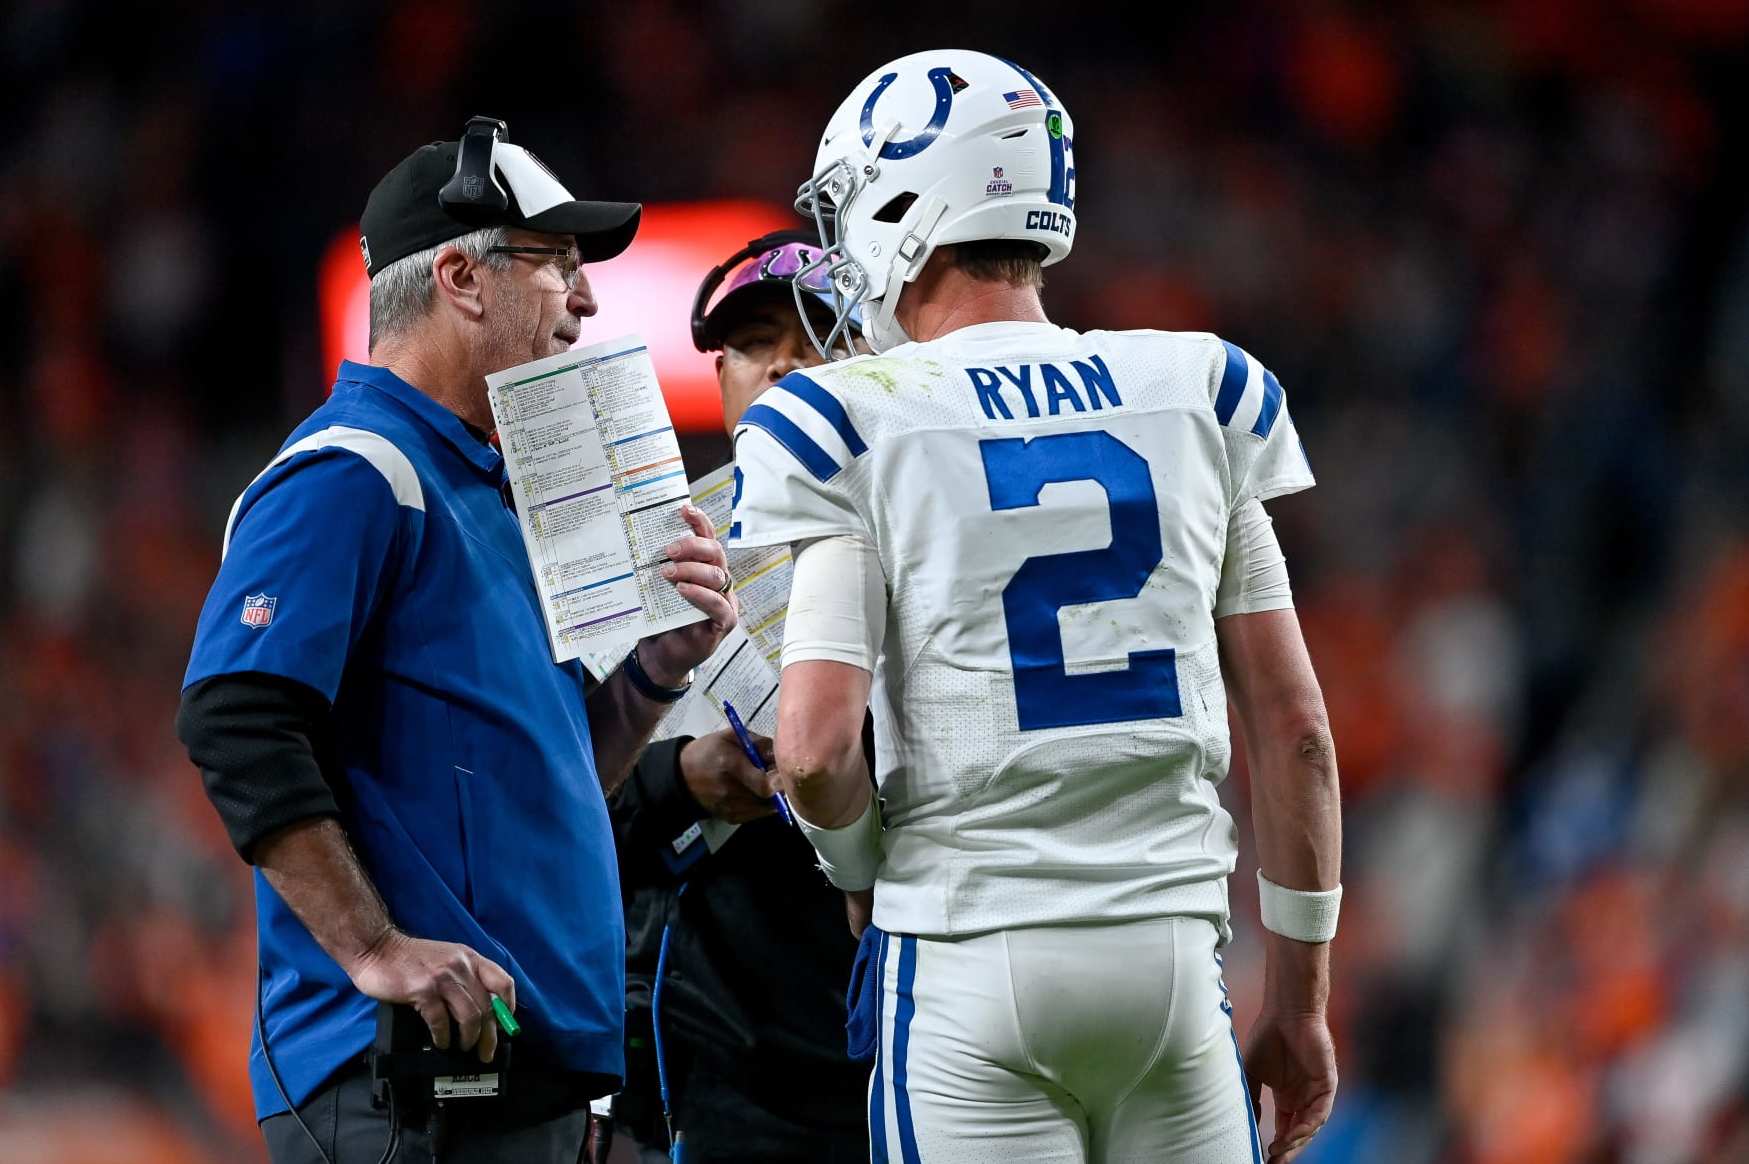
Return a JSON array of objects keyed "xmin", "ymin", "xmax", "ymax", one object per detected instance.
[{"xmin": 2, "ymin": 2, "xmax": 1746, "ymax": 1161}]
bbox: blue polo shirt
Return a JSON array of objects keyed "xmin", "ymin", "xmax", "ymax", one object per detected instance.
[{"xmin": 184, "ymin": 361, "xmax": 624, "ymax": 1119}]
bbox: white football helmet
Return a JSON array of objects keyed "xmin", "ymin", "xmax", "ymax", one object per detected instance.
[{"xmin": 794, "ymin": 50, "xmax": 1077, "ymax": 355}]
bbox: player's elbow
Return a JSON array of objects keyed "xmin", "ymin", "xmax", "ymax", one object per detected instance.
[
  {"xmin": 775, "ymin": 659, "xmax": 872, "ymax": 813},
  {"xmin": 1278, "ymin": 713, "xmax": 1338, "ymax": 790},
  {"xmin": 1256, "ymin": 696, "xmax": 1337, "ymax": 778},
  {"xmin": 778, "ymin": 754, "xmax": 831, "ymax": 801},
  {"xmin": 776, "ymin": 721, "xmax": 863, "ymax": 804},
  {"xmin": 1293, "ymin": 721, "xmax": 1337, "ymax": 776},
  {"xmin": 776, "ymin": 731, "xmax": 859, "ymax": 793}
]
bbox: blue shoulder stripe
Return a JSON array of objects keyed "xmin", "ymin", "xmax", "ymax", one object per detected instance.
[
  {"xmin": 1215, "ymin": 341, "xmax": 1250, "ymax": 426},
  {"xmin": 1252, "ymin": 368, "xmax": 1284, "ymax": 439},
  {"xmin": 776, "ymin": 372, "xmax": 869, "ymax": 457},
  {"xmin": 740, "ymin": 403, "xmax": 842, "ymax": 482}
]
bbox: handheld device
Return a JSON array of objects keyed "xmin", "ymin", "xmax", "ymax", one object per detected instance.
[{"xmin": 370, "ymin": 999, "xmax": 514, "ymax": 1107}]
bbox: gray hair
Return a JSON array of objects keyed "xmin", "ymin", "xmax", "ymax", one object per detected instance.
[{"xmin": 368, "ymin": 225, "xmax": 512, "ymax": 349}]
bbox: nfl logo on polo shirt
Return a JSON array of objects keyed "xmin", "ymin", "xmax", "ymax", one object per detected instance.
[{"xmin": 241, "ymin": 593, "xmax": 277, "ymax": 628}]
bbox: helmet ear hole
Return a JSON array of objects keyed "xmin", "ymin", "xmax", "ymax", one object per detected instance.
[{"xmin": 873, "ymin": 192, "xmax": 919, "ymax": 224}]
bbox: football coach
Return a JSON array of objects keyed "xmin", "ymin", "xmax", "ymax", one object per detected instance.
[{"xmin": 176, "ymin": 118, "xmax": 735, "ymax": 1163}]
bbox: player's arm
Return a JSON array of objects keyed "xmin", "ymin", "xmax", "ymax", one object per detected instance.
[
  {"xmin": 1220, "ymin": 607, "xmax": 1339, "ymax": 1160},
  {"xmin": 1219, "ymin": 605, "xmax": 1341, "ymax": 947},
  {"xmin": 775, "ymin": 535, "xmax": 886, "ymax": 894},
  {"xmin": 731, "ymin": 390, "xmax": 886, "ymax": 898},
  {"xmin": 1214, "ymin": 499, "xmax": 1341, "ymax": 1163},
  {"xmin": 778, "ymin": 660, "xmax": 871, "ymax": 825}
]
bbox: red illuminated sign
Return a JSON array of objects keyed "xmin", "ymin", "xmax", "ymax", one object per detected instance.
[{"xmin": 319, "ymin": 201, "xmax": 793, "ymax": 432}]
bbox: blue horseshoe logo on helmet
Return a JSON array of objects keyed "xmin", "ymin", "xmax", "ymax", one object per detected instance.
[{"xmin": 860, "ymin": 67, "xmax": 958, "ymax": 160}]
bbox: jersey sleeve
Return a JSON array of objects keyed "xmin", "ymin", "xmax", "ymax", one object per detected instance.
[
  {"xmin": 781, "ymin": 534, "xmax": 888, "ymax": 673},
  {"xmin": 1213, "ymin": 496, "xmax": 1295, "ymax": 619},
  {"xmin": 1209, "ymin": 338, "xmax": 1316, "ymax": 507},
  {"xmin": 183, "ymin": 447, "xmax": 413, "ymax": 702},
  {"xmin": 729, "ymin": 370, "xmax": 872, "ymax": 549}
]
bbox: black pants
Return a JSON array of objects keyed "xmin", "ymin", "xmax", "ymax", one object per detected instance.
[
  {"xmin": 262, "ymin": 1060, "xmax": 590, "ymax": 1164},
  {"xmin": 617, "ymin": 1051, "xmax": 868, "ymax": 1164}
]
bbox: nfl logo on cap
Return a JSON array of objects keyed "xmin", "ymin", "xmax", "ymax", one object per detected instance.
[{"xmin": 241, "ymin": 593, "xmax": 277, "ymax": 629}]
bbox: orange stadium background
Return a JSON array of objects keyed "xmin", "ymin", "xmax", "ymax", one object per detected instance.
[{"xmin": 3, "ymin": 2, "xmax": 1748, "ymax": 1161}]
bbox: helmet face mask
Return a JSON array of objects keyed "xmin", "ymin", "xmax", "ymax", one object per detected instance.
[
  {"xmin": 794, "ymin": 156, "xmax": 875, "ymax": 360},
  {"xmin": 794, "ymin": 50, "xmax": 1077, "ymax": 357}
]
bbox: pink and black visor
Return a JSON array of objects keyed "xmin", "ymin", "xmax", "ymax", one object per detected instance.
[{"xmin": 690, "ymin": 229, "xmax": 863, "ymax": 351}]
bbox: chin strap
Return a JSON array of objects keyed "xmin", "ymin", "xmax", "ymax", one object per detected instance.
[{"xmin": 866, "ymin": 195, "xmax": 950, "ymax": 352}]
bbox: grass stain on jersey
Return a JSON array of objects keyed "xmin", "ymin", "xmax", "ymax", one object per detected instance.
[{"xmin": 839, "ymin": 363, "xmax": 905, "ymax": 395}]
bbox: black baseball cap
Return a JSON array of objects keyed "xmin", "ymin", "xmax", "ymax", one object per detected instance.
[{"xmin": 359, "ymin": 121, "xmax": 641, "ymax": 278}]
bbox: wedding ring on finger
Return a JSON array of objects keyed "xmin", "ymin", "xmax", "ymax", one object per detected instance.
[{"xmin": 716, "ymin": 567, "xmax": 733, "ymax": 595}]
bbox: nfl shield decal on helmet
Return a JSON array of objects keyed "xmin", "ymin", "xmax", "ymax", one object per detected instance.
[{"xmin": 241, "ymin": 593, "xmax": 277, "ymax": 628}]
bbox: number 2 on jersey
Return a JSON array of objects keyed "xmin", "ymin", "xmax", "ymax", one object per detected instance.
[{"xmin": 980, "ymin": 430, "xmax": 1182, "ymax": 731}]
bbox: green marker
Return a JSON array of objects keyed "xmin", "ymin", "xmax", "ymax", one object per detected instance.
[{"xmin": 491, "ymin": 995, "xmax": 520, "ymax": 1038}]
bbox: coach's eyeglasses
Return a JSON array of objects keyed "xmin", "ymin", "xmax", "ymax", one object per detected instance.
[{"xmin": 488, "ymin": 245, "xmax": 583, "ymax": 289}]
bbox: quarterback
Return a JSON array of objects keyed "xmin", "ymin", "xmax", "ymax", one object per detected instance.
[{"xmin": 732, "ymin": 51, "xmax": 1342, "ymax": 1163}]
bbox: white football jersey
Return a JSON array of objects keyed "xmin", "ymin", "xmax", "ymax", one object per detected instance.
[{"xmin": 732, "ymin": 321, "xmax": 1314, "ymax": 939}]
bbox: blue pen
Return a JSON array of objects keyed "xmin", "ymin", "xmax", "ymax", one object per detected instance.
[{"xmin": 722, "ymin": 700, "xmax": 793, "ymax": 826}]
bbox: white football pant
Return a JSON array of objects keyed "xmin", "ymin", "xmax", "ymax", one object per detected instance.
[{"xmin": 866, "ymin": 916, "xmax": 1263, "ymax": 1163}]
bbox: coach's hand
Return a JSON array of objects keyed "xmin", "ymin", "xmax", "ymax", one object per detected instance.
[
  {"xmin": 345, "ymin": 929, "xmax": 517, "ymax": 1064},
  {"xmin": 642, "ymin": 504, "xmax": 737, "ymax": 684},
  {"xmin": 681, "ymin": 729, "xmax": 777, "ymax": 823},
  {"xmin": 1244, "ymin": 1005, "xmax": 1337, "ymax": 1163}
]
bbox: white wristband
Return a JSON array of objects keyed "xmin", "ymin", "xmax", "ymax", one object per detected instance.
[
  {"xmin": 1257, "ymin": 871, "xmax": 1342, "ymax": 943},
  {"xmin": 794, "ymin": 795, "xmax": 883, "ymax": 891}
]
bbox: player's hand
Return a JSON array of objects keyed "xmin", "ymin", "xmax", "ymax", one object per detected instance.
[
  {"xmin": 1244, "ymin": 1007, "xmax": 1337, "ymax": 1163},
  {"xmin": 844, "ymin": 888, "xmax": 873, "ymax": 939},
  {"xmin": 680, "ymin": 729, "xmax": 776, "ymax": 823},
  {"xmin": 641, "ymin": 504, "xmax": 737, "ymax": 684},
  {"xmin": 344, "ymin": 928, "xmax": 517, "ymax": 1064}
]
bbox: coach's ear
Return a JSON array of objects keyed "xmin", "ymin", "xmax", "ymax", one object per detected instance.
[{"xmin": 431, "ymin": 243, "xmax": 487, "ymax": 322}]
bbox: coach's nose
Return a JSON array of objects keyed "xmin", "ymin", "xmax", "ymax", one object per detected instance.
[
  {"xmin": 568, "ymin": 269, "xmax": 598, "ymax": 318},
  {"xmin": 767, "ymin": 332, "xmax": 812, "ymax": 384}
]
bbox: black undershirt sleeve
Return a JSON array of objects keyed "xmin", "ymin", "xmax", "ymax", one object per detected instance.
[
  {"xmin": 609, "ymin": 736, "xmax": 710, "ymax": 889},
  {"xmin": 176, "ymin": 671, "xmax": 340, "ymax": 863}
]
